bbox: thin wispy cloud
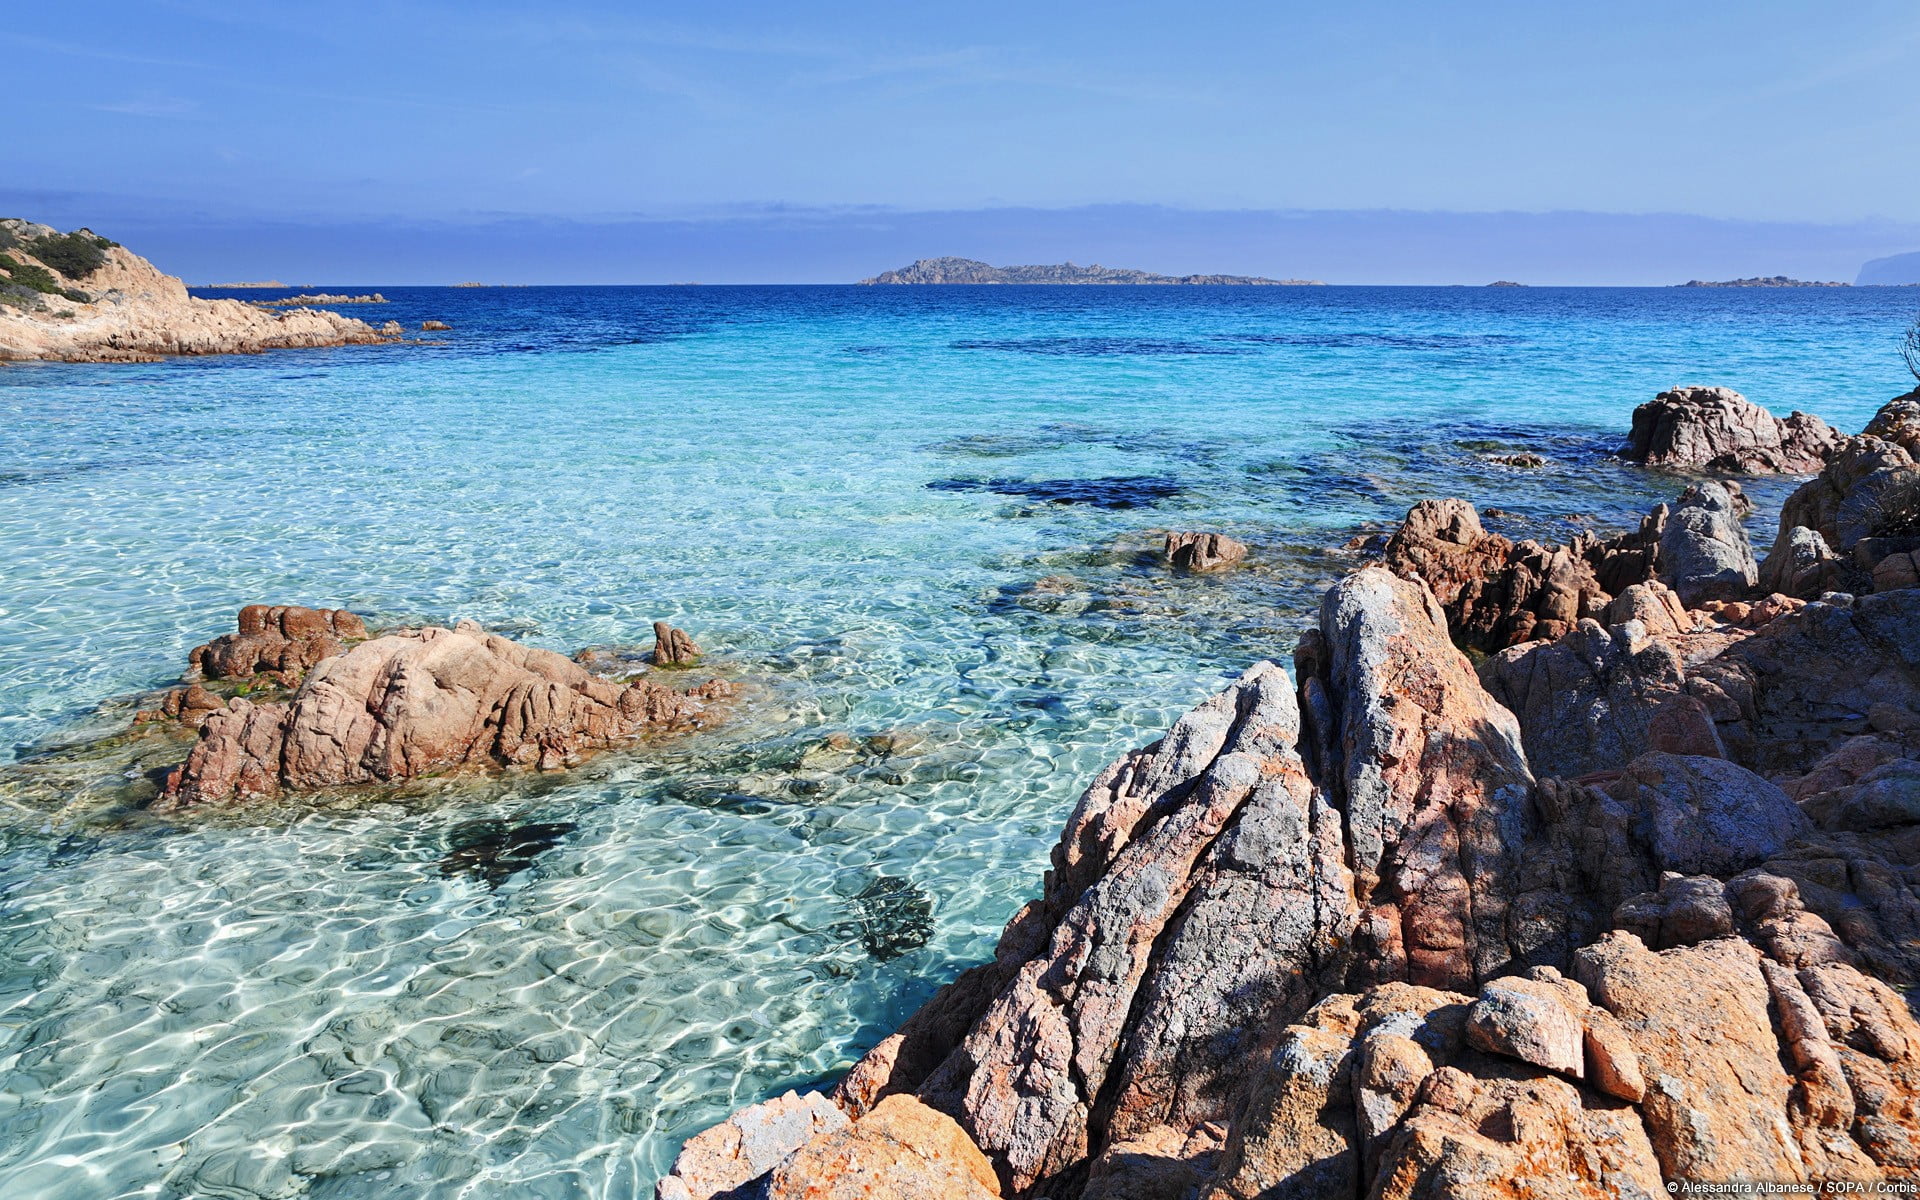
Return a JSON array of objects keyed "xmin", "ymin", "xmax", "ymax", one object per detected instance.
[
  {"xmin": 0, "ymin": 29, "xmax": 206, "ymax": 68},
  {"xmin": 92, "ymin": 93, "xmax": 202, "ymax": 119}
]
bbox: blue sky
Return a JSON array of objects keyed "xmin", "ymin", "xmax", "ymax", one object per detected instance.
[{"xmin": 8, "ymin": 1, "xmax": 1920, "ymax": 282}]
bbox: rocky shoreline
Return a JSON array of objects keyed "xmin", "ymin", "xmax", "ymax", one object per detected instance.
[
  {"xmin": 0, "ymin": 218, "xmax": 401, "ymax": 363},
  {"xmin": 658, "ymin": 385, "xmax": 1920, "ymax": 1199}
]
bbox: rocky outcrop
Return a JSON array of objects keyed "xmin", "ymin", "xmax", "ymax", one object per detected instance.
[
  {"xmin": 660, "ymin": 1090, "xmax": 850, "ymax": 1200},
  {"xmin": 1163, "ymin": 531, "xmax": 1247, "ymax": 573},
  {"xmin": 0, "ymin": 219, "xmax": 398, "ymax": 362},
  {"xmin": 1382, "ymin": 500, "xmax": 1613, "ymax": 651},
  {"xmin": 158, "ymin": 618, "xmax": 730, "ymax": 809},
  {"xmin": 1620, "ymin": 386, "xmax": 1842, "ymax": 474},
  {"xmin": 764, "ymin": 1096, "xmax": 1001, "ymax": 1200},
  {"xmin": 663, "ymin": 410, "xmax": 1920, "ymax": 1198},
  {"xmin": 1382, "ymin": 497, "xmax": 1685, "ymax": 653}
]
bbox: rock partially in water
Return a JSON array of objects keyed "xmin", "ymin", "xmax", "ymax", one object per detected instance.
[
  {"xmin": 926, "ymin": 476, "xmax": 1182, "ymax": 509},
  {"xmin": 158, "ymin": 618, "xmax": 732, "ymax": 809},
  {"xmin": 652, "ymin": 621, "xmax": 701, "ymax": 667},
  {"xmin": 437, "ymin": 818, "xmax": 579, "ymax": 887},
  {"xmin": 1621, "ymin": 385, "xmax": 1842, "ymax": 474},
  {"xmin": 1162, "ymin": 531, "xmax": 1246, "ymax": 573}
]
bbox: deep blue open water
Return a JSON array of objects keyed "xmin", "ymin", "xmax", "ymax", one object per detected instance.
[{"xmin": 0, "ymin": 284, "xmax": 1915, "ymax": 1196}]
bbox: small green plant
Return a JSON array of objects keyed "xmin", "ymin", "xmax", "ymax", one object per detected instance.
[{"xmin": 1904, "ymin": 315, "xmax": 1920, "ymax": 383}]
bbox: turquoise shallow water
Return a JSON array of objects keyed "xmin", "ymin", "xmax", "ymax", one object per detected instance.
[{"xmin": 1, "ymin": 284, "xmax": 1915, "ymax": 1196}]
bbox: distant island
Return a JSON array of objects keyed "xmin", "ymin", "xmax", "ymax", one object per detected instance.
[
  {"xmin": 204, "ymin": 280, "xmax": 289, "ymax": 289},
  {"xmin": 1676, "ymin": 276, "xmax": 1848, "ymax": 288},
  {"xmin": 859, "ymin": 257, "xmax": 1322, "ymax": 285},
  {"xmin": 1487, "ymin": 280, "xmax": 1526, "ymax": 287}
]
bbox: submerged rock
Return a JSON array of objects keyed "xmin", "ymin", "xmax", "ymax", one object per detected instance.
[
  {"xmin": 157, "ymin": 617, "xmax": 731, "ymax": 809},
  {"xmin": 844, "ymin": 875, "xmax": 934, "ymax": 961},
  {"xmin": 438, "ymin": 819, "xmax": 579, "ymax": 887},
  {"xmin": 1620, "ymin": 385, "xmax": 1842, "ymax": 473}
]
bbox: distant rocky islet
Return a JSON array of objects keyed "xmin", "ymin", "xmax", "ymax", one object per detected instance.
[{"xmin": 860, "ymin": 256, "xmax": 1323, "ymax": 285}]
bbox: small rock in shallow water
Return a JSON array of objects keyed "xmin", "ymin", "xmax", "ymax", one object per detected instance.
[
  {"xmin": 1164, "ymin": 531, "xmax": 1247, "ymax": 573},
  {"xmin": 652, "ymin": 621, "xmax": 700, "ymax": 667},
  {"xmin": 844, "ymin": 875, "xmax": 933, "ymax": 961}
]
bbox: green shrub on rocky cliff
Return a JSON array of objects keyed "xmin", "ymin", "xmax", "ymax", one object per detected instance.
[
  {"xmin": 25, "ymin": 231, "xmax": 115, "ymax": 280},
  {"xmin": 0, "ymin": 253, "xmax": 60, "ymax": 294}
]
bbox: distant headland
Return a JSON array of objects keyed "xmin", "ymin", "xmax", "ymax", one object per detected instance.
[
  {"xmin": 859, "ymin": 256, "xmax": 1322, "ymax": 285},
  {"xmin": 1675, "ymin": 275, "xmax": 1849, "ymax": 287}
]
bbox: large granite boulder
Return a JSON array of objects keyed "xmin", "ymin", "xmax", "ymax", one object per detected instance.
[
  {"xmin": 1657, "ymin": 481, "xmax": 1758, "ymax": 606},
  {"xmin": 1620, "ymin": 386, "xmax": 1842, "ymax": 473},
  {"xmin": 159, "ymin": 619, "xmax": 730, "ymax": 808}
]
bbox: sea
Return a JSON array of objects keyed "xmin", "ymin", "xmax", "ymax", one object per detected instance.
[{"xmin": 0, "ymin": 283, "xmax": 1913, "ymax": 1197}]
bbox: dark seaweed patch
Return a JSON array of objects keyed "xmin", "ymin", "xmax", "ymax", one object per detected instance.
[
  {"xmin": 927, "ymin": 475, "xmax": 1182, "ymax": 509},
  {"xmin": 951, "ymin": 337, "xmax": 1249, "ymax": 357},
  {"xmin": 438, "ymin": 819, "xmax": 578, "ymax": 887}
]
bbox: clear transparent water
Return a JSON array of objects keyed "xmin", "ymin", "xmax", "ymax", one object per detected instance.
[{"xmin": 1, "ymin": 284, "xmax": 1913, "ymax": 1197}]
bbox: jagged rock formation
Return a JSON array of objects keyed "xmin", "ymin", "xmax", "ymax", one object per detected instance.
[
  {"xmin": 1620, "ymin": 386, "xmax": 1843, "ymax": 474},
  {"xmin": 1381, "ymin": 497, "xmax": 1672, "ymax": 653},
  {"xmin": 154, "ymin": 612, "xmax": 730, "ymax": 809},
  {"xmin": 1163, "ymin": 531, "xmax": 1248, "ymax": 573},
  {"xmin": 0, "ymin": 218, "xmax": 398, "ymax": 362},
  {"xmin": 662, "ymin": 448, "xmax": 1920, "ymax": 1197},
  {"xmin": 858, "ymin": 258, "xmax": 1321, "ymax": 286}
]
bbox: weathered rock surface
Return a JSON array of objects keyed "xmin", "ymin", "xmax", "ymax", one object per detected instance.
[
  {"xmin": 1382, "ymin": 499, "xmax": 1624, "ymax": 651},
  {"xmin": 1163, "ymin": 531, "xmax": 1247, "ymax": 573},
  {"xmin": 0, "ymin": 219, "xmax": 398, "ymax": 362},
  {"xmin": 1864, "ymin": 391, "xmax": 1920, "ymax": 458},
  {"xmin": 159, "ymin": 618, "xmax": 730, "ymax": 808},
  {"xmin": 1620, "ymin": 385, "xmax": 1842, "ymax": 473},
  {"xmin": 765, "ymin": 1095, "xmax": 1001, "ymax": 1200},
  {"xmin": 1768, "ymin": 436, "xmax": 1920, "ymax": 568},
  {"xmin": 658, "ymin": 1090, "xmax": 849, "ymax": 1200}
]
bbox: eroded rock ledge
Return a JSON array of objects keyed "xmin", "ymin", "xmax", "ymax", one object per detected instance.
[
  {"xmin": 661, "ymin": 394, "xmax": 1920, "ymax": 1200},
  {"xmin": 145, "ymin": 606, "xmax": 731, "ymax": 810}
]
